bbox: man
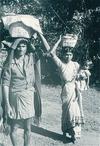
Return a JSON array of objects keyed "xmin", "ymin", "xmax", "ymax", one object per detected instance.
[{"xmin": 2, "ymin": 38, "xmax": 38, "ymax": 146}]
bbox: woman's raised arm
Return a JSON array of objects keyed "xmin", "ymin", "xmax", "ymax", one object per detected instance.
[
  {"xmin": 50, "ymin": 35, "xmax": 61, "ymax": 54},
  {"xmin": 38, "ymin": 33, "xmax": 50, "ymax": 51},
  {"xmin": 49, "ymin": 35, "xmax": 63, "ymax": 69}
]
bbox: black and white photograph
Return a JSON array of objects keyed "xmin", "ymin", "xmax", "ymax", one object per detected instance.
[{"xmin": 0, "ymin": 0, "xmax": 100, "ymax": 146}]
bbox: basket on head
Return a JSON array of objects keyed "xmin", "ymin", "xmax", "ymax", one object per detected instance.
[{"xmin": 62, "ymin": 34, "xmax": 78, "ymax": 48}]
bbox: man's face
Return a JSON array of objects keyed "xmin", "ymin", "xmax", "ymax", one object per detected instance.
[
  {"xmin": 63, "ymin": 52, "xmax": 73, "ymax": 63},
  {"xmin": 16, "ymin": 43, "xmax": 27, "ymax": 57}
]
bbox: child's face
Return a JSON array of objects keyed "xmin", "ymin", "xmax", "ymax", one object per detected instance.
[{"xmin": 84, "ymin": 65, "xmax": 89, "ymax": 70}]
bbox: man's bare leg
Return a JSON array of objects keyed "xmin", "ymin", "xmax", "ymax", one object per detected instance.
[
  {"xmin": 24, "ymin": 118, "xmax": 31, "ymax": 146},
  {"xmin": 10, "ymin": 122, "xmax": 18, "ymax": 146}
]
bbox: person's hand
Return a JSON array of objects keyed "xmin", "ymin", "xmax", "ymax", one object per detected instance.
[
  {"xmin": 30, "ymin": 43, "xmax": 36, "ymax": 52},
  {"xmin": 6, "ymin": 105, "xmax": 14, "ymax": 118},
  {"xmin": 44, "ymin": 52, "xmax": 51, "ymax": 57},
  {"xmin": 36, "ymin": 31, "xmax": 43, "ymax": 37}
]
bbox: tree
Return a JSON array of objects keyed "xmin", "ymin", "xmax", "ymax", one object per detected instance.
[{"xmin": 0, "ymin": 0, "xmax": 100, "ymax": 84}]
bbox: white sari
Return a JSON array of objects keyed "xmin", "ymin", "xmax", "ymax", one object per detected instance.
[{"xmin": 52, "ymin": 55, "xmax": 81, "ymax": 137}]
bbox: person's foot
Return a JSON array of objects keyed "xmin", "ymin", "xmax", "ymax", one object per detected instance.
[
  {"xmin": 75, "ymin": 132, "xmax": 81, "ymax": 139},
  {"xmin": 71, "ymin": 135, "xmax": 76, "ymax": 144},
  {"xmin": 34, "ymin": 117, "xmax": 40, "ymax": 126}
]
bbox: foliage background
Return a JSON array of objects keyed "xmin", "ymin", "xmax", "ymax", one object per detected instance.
[{"xmin": 0, "ymin": 0, "xmax": 100, "ymax": 84}]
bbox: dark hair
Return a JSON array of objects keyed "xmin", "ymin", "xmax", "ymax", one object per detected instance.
[
  {"xmin": 15, "ymin": 39, "xmax": 35, "ymax": 54},
  {"xmin": 17, "ymin": 40, "xmax": 28, "ymax": 47},
  {"xmin": 61, "ymin": 47, "xmax": 73, "ymax": 56}
]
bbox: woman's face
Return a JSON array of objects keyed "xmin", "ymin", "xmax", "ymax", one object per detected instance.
[
  {"xmin": 63, "ymin": 52, "xmax": 73, "ymax": 63},
  {"xmin": 16, "ymin": 43, "xmax": 27, "ymax": 57}
]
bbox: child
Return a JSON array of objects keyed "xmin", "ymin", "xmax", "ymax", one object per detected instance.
[
  {"xmin": 77, "ymin": 61, "xmax": 91, "ymax": 91},
  {"xmin": 76, "ymin": 61, "xmax": 91, "ymax": 123}
]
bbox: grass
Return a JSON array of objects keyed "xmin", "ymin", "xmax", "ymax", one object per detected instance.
[{"xmin": 41, "ymin": 85, "xmax": 100, "ymax": 134}]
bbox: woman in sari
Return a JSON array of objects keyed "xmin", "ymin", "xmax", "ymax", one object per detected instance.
[
  {"xmin": 50, "ymin": 37, "xmax": 82, "ymax": 142},
  {"xmin": 29, "ymin": 32, "xmax": 82, "ymax": 143},
  {"xmin": 39, "ymin": 34, "xmax": 82, "ymax": 143}
]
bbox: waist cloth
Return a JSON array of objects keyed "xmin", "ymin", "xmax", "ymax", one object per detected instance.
[{"xmin": 9, "ymin": 87, "xmax": 35, "ymax": 120}]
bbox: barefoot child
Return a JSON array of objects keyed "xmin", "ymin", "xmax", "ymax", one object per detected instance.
[
  {"xmin": 76, "ymin": 61, "xmax": 91, "ymax": 123},
  {"xmin": 77, "ymin": 61, "xmax": 91, "ymax": 91}
]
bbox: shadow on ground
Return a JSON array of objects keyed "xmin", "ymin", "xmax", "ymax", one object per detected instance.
[
  {"xmin": 31, "ymin": 125, "xmax": 72, "ymax": 144},
  {"xmin": 0, "ymin": 143, "xmax": 4, "ymax": 146}
]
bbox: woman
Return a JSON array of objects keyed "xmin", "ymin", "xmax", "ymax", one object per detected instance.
[
  {"xmin": 38, "ymin": 33, "xmax": 82, "ymax": 142},
  {"xmin": 50, "ymin": 37, "xmax": 82, "ymax": 143},
  {"xmin": 40, "ymin": 34, "xmax": 81, "ymax": 143},
  {"xmin": 2, "ymin": 38, "xmax": 36, "ymax": 146}
]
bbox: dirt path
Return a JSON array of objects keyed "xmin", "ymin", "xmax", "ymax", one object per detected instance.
[
  {"xmin": 0, "ymin": 85, "xmax": 100, "ymax": 146},
  {"xmin": 0, "ymin": 126, "xmax": 99, "ymax": 146}
]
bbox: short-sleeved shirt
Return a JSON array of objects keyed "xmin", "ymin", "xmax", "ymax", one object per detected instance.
[
  {"xmin": 2, "ymin": 53, "xmax": 35, "ymax": 92},
  {"xmin": 2, "ymin": 53, "xmax": 35, "ymax": 119}
]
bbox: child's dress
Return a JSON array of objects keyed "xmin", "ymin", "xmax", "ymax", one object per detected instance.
[
  {"xmin": 77, "ymin": 69, "xmax": 91, "ymax": 91},
  {"xmin": 76, "ymin": 69, "xmax": 91, "ymax": 124}
]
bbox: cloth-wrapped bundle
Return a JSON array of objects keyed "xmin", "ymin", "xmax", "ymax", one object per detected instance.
[{"xmin": 1, "ymin": 14, "xmax": 42, "ymax": 38}]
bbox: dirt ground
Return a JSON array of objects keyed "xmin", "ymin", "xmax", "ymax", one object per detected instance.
[{"xmin": 0, "ymin": 85, "xmax": 100, "ymax": 146}]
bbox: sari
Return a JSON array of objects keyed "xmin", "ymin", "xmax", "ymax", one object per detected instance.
[{"xmin": 52, "ymin": 55, "xmax": 81, "ymax": 137}]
